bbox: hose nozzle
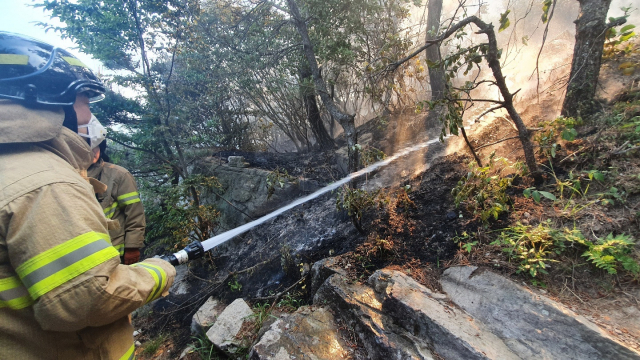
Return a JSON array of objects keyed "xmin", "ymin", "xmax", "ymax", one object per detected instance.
[{"xmin": 159, "ymin": 241, "xmax": 205, "ymax": 266}]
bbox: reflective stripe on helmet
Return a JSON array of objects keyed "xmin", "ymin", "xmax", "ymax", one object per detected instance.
[
  {"xmin": 62, "ymin": 56, "xmax": 87, "ymax": 68},
  {"xmin": 15, "ymin": 231, "xmax": 118, "ymax": 299},
  {"xmin": 0, "ymin": 276, "xmax": 34, "ymax": 310},
  {"xmin": 131, "ymin": 262, "xmax": 167, "ymax": 303},
  {"xmin": 117, "ymin": 192, "xmax": 141, "ymax": 206},
  {"xmin": 0, "ymin": 54, "xmax": 29, "ymax": 65}
]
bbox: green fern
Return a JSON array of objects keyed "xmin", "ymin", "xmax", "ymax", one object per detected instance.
[{"xmin": 582, "ymin": 233, "xmax": 638, "ymax": 275}]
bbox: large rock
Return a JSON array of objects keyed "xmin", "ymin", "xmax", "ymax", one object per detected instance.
[
  {"xmin": 250, "ymin": 306, "xmax": 351, "ymax": 360},
  {"xmin": 310, "ymin": 257, "xmax": 347, "ymax": 296},
  {"xmin": 441, "ymin": 266, "xmax": 640, "ymax": 360},
  {"xmin": 170, "ymin": 264, "xmax": 190, "ymax": 296},
  {"xmin": 206, "ymin": 298, "xmax": 255, "ymax": 353},
  {"xmin": 191, "ymin": 296, "xmax": 225, "ymax": 335},
  {"xmin": 196, "ymin": 158, "xmax": 320, "ymax": 230},
  {"xmin": 369, "ymin": 269, "xmax": 518, "ymax": 360},
  {"xmin": 314, "ymin": 274, "xmax": 435, "ymax": 360}
]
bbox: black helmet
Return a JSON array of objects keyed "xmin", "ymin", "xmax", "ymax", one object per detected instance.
[{"xmin": 0, "ymin": 31, "xmax": 105, "ymax": 106}]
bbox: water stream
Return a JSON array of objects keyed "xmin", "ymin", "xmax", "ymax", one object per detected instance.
[{"xmin": 201, "ymin": 134, "xmax": 451, "ymax": 251}]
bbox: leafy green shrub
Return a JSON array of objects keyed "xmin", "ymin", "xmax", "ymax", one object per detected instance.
[
  {"xmin": 452, "ymin": 157, "xmax": 523, "ymax": 224},
  {"xmin": 603, "ymin": 22, "xmax": 636, "ymax": 61},
  {"xmin": 523, "ymin": 187, "xmax": 556, "ymax": 203},
  {"xmin": 583, "ymin": 233, "xmax": 639, "ymax": 275},
  {"xmin": 535, "ymin": 116, "xmax": 583, "ymax": 159},
  {"xmin": 492, "ymin": 222, "xmax": 639, "ymax": 277},
  {"xmin": 491, "ymin": 221, "xmax": 568, "ymax": 277},
  {"xmin": 146, "ymin": 175, "xmax": 221, "ymax": 252},
  {"xmin": 358, "ymin": 144, "xmax": 386, "ymax": 168},
  {"xmin": 336, "ymin": 186, "xmax": 382, "ymax": 233}
]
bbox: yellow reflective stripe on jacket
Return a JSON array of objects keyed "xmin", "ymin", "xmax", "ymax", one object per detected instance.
[
  {"xmin": 104, "ymin": 202, "xmax": 118, "ymax": 219},
  {"xmin": 0, "ymin": 276, "xmax": 34, "ymax": 310},
  {"xmin": 131, "ymin": 262, "xmax": 167, "ymax": 303},
  {"xmin": 113, "ymin": 243, "xmax": 125, "ymax": 256},
  {"xmin": 119, "ymin": 343, "xmax": 135, "ymax": 360},
  {"xmin": 16, "ymin": 232, "xmax": 119, "ymax": 299},
  {"xmin": 117, "ymin": 191, "xmax": 140, "ymax": 206}
]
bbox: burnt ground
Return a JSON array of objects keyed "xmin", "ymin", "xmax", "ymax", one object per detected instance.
[{"xmin": 132, "ymin": 114, "xmax": 472, "ymax": 358}]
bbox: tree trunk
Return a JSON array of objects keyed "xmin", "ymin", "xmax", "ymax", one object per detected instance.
[
  {"xmin": 561, "ymin": 0, "xmax": 619, "ymax": 118},
  {"xmin": 477, "ymin": 20, "xmax": 541, "ymax": 182},
  {"xmin": 300, "ymin": 66, "xmax": 335, "ymax": 150},
  {"xmin": 286, "ymin": 0, "xmax": 358, "ymax": 172},
  {"xmin": 426, "ymin": 0, "xmax": 481, "ymax": 166},
  {"xmin": 425, "ymin": 0, "xmax": 446, "ymax": 129}
]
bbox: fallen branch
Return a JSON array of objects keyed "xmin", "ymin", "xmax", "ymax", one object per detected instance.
[
  {"xmin": 475, "ymin": 135, "xmax": 521, "ymax": 150},
  {"xmin": 559, "ymin": 146, "xmax": 589, "ymax": 163},
  {"xmin": 473, "ymin": 104, "xmax": 504, "ymax": 123},
  {"xmin": 252, "ymin": 275, "xmax": 306, "ymax": 302}
]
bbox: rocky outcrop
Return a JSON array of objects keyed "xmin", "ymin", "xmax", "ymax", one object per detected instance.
[
  {"xmin": 191, "ymin": 296, "xmax": 225, "ymax": 335},
  {"xmin": 206, "ymin": 298, "xmax": 255, "ymax": 353},
  {"xmin": 195, "ymin": 157, "xmax": 321, "ymax": 230},
  {"xmin": 315, "ymin": 273, "xmax": 436, "ymax": 359},
  {"xmin": 369, "ymin": 269, "xmax": 518, "ymax": 360},
  {"xmin": 188, "ymin": 262, "xmax": 640, "ymax": 360},
  {"xmin": 441, "ymin": 266, "xmax": 640, "ymax": 360},
  {"xmin": 250, "ymin": 306, "xmax": 352, "ymax": 360}
]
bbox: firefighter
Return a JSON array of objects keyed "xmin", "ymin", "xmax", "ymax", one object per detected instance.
[
  {"xmin": 87, "ymin": 121, "xmax": 146, "ymax": 265},
  {"xmin": 0, "ymin": 32, "xmax": 176, "ymax": 359}
]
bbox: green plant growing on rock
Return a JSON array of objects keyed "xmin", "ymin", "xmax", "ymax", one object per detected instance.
[
  {"xmin": 266, "ymin": 168, "xmax": 298, "ymax": 200},
  {"xmin": 277, "ymin": 292, "xmax": 304, "ymax": 311},
  {"xmin": 251, "ymin": 302, "xmax": 276, "ymax": 330},
  {"xmin": 452, "ymin": 156, "xmax": 522, "ymax": 225},
  {"xmin": 228, "ymin": 277, "xmax": 242, "ymax": 292},
  {"xmin": 336, "ymin": 186, "xmax": 382, "ymax": 234}
]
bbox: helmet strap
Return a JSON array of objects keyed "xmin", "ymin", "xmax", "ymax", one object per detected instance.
[
  {"xmin": 62, "ymin": 105, "xmax": 78, "ymax": 133},
  {"xmin": 63, "ymin": 106, "xmax": 90, "ymax": 146}
]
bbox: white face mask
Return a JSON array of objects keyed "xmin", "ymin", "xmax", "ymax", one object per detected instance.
[{"xmin": 78, "ymin": 115, "xmax": 107, "ymax": 149}]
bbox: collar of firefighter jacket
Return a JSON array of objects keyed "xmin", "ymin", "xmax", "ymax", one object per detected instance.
[
  {"xmin": 0, "ymin": 100, "xmax": 65, "ymax": 144},
  {"xmin": 36, "ymin": 127, "xmax": 94, "ymax": 172},
  {"xmin": 87, "ymin": 158, "xmax": 105, "ymax": 179}
]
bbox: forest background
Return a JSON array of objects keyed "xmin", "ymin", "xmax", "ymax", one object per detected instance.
[{"xmin": 32, "ymin": 0, "xmax": 639, "ymax": 250}]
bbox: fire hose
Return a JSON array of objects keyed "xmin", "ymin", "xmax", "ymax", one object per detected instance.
[{"xmin": 157, "ymin": 134, "xmax": 457, "ymax": 266}]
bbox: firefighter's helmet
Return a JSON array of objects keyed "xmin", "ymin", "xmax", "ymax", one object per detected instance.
[{"xmin": 0, "ymin": 31, "xmax": 105, "ymax": 106}]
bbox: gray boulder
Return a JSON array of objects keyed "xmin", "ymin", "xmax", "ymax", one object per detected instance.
[
  {"xmin": 314, "ymin": 273, "xmax": 435, "ymax": 360},
  {"xmin": 369, "ymin": 269, "xmax": 518, "ymax": 360},
  {"xmin": 250, "ymin": 306, "xmax": 351, "ymax": 360},
  {"xmin": 441, "ymin": 266, "xmax": 640, "ymax": 360},
  {"xmin": 191, "ymin": 296, "xmax": 225, "ymax": 335},
  {"xmin": 206, "ymin": 298, "xmax": 255, "ymax": 353}
]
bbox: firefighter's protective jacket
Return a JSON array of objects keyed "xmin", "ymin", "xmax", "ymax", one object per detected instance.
[
  {"xmin": 88, "ymin": 160, "xmax": 146, "ymax": 256},
  {"xmin": 0, "ymin": 101, "xmax": 176, "ymax": 359}
]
